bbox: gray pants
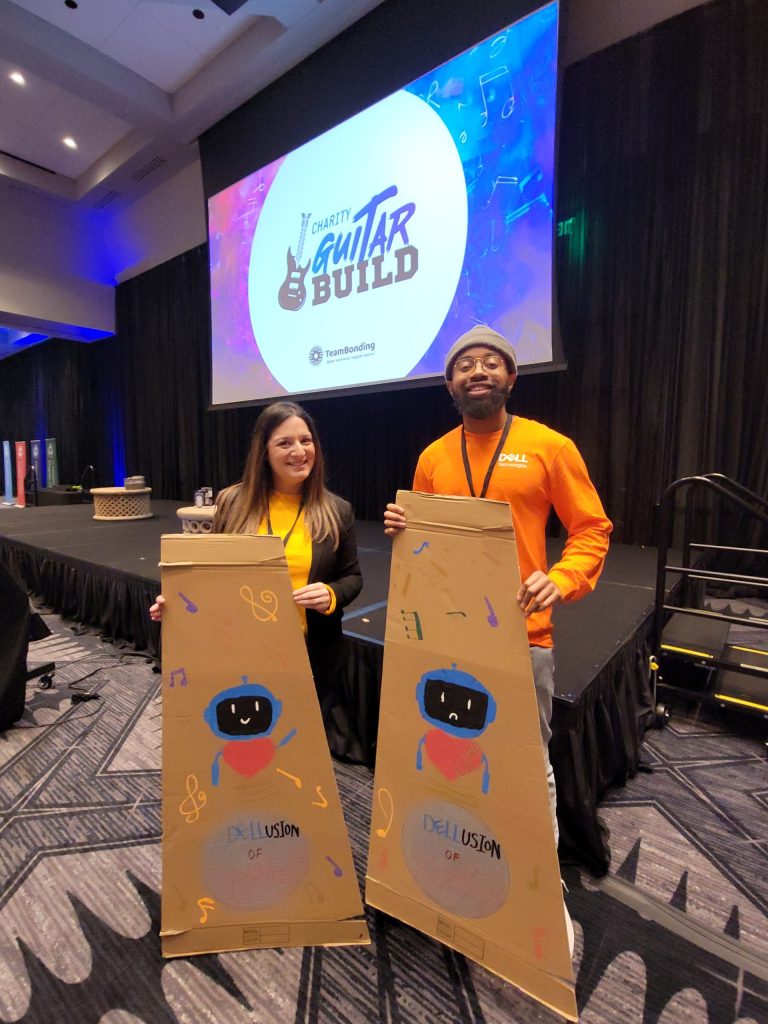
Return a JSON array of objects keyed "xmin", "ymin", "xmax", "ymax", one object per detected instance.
[{"xmin": 530, "ymin": 645, "xmax": 558, "ymax": 844}]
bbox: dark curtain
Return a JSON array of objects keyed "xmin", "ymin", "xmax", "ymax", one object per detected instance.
[{"xmin": 2, "ymin": 0, "xmax": 767, "ymax": 543}]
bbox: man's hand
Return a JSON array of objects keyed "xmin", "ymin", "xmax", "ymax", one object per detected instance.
[
  {"xmin": 293, "ymin": 583, "xmax": 332, "ymax": 612},
  {"xmin": 517, "ymin": 572, "xmax": 562, "ymax": 616},
  {"xmin": 384, "ymin": 502, "xmax": 407, "ymax": 536},
  {"xmin": 149, "ymin": 595, "xmax": 165, "ymax": 622}
]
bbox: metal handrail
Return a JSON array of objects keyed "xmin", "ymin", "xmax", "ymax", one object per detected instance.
[{"xmin": 654, "ymin": 474, "xmax": 768, "ymax": 652}]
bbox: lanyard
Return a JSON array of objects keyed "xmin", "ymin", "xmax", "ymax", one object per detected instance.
[
  {"xmin": 460, "ymin": 415, "xmax": 513, "ymax": 498},
  {"xmin": 266, "ymin": 497, "xmax": 305, "ymax": 546}
]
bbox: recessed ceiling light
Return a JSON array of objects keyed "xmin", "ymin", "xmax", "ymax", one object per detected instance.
[
  {"xmin": 193, "ymin": 9, "xmax": 205, "ymax": 18},
  {"xmin": 62, "ymin": 136, "xmax": 78, "ymax": 149},
  {"xmin": 65, "ymin": 0, "xmax": 78, "ymax": 9},
  {"xmin": 9, "ymin": 71, "xmax": 26, "ymax": 86}
]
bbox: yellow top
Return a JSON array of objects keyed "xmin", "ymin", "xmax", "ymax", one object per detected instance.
[{"xmin": 256, "ymin": 491, "xmax": 336, "ymax": 632}]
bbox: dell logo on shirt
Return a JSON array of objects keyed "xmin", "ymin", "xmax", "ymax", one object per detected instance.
[{"xmin": 498, "ymin": 453, "xmax": 529, "ymax": 465}]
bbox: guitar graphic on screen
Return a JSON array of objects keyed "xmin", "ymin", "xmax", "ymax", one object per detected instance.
[{"xmin": 277, "ymin": 212, "xmax": 312, "ymax": 311}]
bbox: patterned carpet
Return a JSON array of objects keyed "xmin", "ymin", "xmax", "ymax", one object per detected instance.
[{"xmin": 1, "ymin": 615, "xmax": 767, "ymax": 1024}]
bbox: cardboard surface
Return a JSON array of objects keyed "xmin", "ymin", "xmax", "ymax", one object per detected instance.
[
  {"xmin": 365, "ymin": 492, "xmax": 576, "ymax": 1020},
  {"xmin": 160, "ymin": 534, "xmax": 369, "ymax": 957}
]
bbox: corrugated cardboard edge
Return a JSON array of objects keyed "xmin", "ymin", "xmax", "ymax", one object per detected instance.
[
  {"xmin": 366, "ymin": 880, "xmax": 577, "ymax": 1021},
  {"xmin": 161, "ymin": 917, "xmax": 371, "ymax": 958}
]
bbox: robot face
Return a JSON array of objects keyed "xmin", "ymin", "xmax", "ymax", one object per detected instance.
[
  {"xmin": 215, "ymin": 695, "xmax": 273, "ymax": 737},
  {"xmin": 423, "ymin": 678, "xmax": 489, "ymax": 731}
]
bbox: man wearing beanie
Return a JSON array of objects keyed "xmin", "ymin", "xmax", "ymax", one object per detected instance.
[{"xmin": 384, "ymin": 324, "xmax": 612, "ymax": 847}]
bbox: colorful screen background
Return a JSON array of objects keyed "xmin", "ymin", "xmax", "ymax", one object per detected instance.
[{"xmin": 208, "ymin": 2, "xmax": 558, "ymax": 406}]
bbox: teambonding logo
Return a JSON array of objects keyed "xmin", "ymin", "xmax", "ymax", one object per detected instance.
[{"xmin": 277, "ymin": 186, "xmax": 418, "ymax": 314}]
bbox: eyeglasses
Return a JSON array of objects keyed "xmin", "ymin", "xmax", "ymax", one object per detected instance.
[{"xmin": 452, "ymin": 353, "xmax": 505, "ymax": 375}]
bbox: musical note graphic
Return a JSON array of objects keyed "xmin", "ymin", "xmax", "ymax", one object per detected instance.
[
  {"xmin": 277, "ymin": 212, "xmax": 312, "ymax": 311},
  {"xmin": 325, "ymin": 856, "xmax": 343, "ymax": 878},
  {"xmin": 413, "ymin": 541, "xmax": 429, "ymax": 555},
  {"xmin": 178, "ymin": 592, "xmax": 198, "ymax": 613},
  {"xmin": 479, "ymin": 67, "xmax": 515, "ymax": 127},
  {"xmin": 276, "ymin": 768, "xmax": 302, "ymax": 789},
  {"xmin": 169, "ymin": 667, "xmax": 188, "ymax": 688},
  {"xmin": 446, "ymin": 611, "xmax": 467, "ymax": 618},
  {"xmin": 197, "ymin": 897, "xmax": 216, "ymax": 924},
  {"xmin": 311, "ymin": 786, "xmax": 328, "ymax": 809},
  {"xmin": 485, "ymin": 174, "xmax": 519, "ymax": 209},
  {"xmin": 401, "ymin": 609, "xmax": 423, "ymax": 640},
  {"xmin": 179, "ymin": 774, "xmax": 207, "ymax": 823},
  {"xmin": 240, "ymin": 586, "xmax": 278, "ymax": 622},
  {"xmin": 489, "ymin": 32, "xmax": 509, "ymax": 59},
  {"xmin": 375, "ymin": 787, "xmax": 394, "ymax": 838},
  {"xmin": 484, "ymin": 597, "xmax": 499, "ymax": 628}
]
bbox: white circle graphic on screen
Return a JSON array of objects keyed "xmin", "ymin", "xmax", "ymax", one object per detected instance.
[{"xmin": 248, "ymin": 90, "xmax": 468, "ymax": 393}]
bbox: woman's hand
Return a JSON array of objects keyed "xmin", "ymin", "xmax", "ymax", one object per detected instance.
[
  {"xmin": 293, "ymin": 583, "xmax": 332, "ymax": 613},
  {"xmin": 149, "ymin": 595, "xmax": 166, "ymax": 622},
  {"xmin": 384, "ymin": 502, "xmax": 407, "ymax": 536}
]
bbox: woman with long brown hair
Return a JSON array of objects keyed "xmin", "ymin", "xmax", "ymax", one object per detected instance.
[{"xmin": 151, "ymin": 401, "xmax": 362, "ymax": 720}]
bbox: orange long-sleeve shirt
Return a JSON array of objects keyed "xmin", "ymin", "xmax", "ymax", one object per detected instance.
[{"xmin": 412, "ymin": 416, "xmax": 612, "ymax": 647}]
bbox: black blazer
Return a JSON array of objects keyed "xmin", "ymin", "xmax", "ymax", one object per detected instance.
[
  {"xmin": 305, "ymin": 495, "xmax": 362, "ymax": 705},
  {"xmin": 214, "ymin": 487, "xmax": 362, "ymax": 706}
]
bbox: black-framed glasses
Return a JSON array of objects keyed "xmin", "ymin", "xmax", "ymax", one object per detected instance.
[{"xmin": 452, "ymin": 353, "xmax": 504, "ymax": 375}]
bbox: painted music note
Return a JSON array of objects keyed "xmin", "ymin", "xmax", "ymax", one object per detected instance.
[
  {"xmin": 413, "ymin": 541, "xmax": 429, "ymax": 555},
  {"xmin": 484, "ymin": 597, "xmax": 499, "ymax": 628},
  {"xmin": 179, "ymin": 774, "xmax": 206, "ymax": 823},
  {"xmin": 178, "ymin": 592, "xmax": 198, "ymax": 613},
  {"xmin": 276, "ymin": 768, "xmax": 302, "ymax": 789},
  {"xmin": 197, "ymin": 897, "xmax": 216, "ymax": 924},
  {"xmin": 325, "ymin": 856, "xmax": 343, "ymax": 878},
  {"xmin": 401, "ymin": 609, "xmax": 423, "ymax": 640},
  {"xmin": 479, "ymin": 67, "xmax": 515, "ymax": 127},
  {"xmin": 240, "ymin": 586, "xmax": 278, "ymax": 622},
  {"xmin": 169, "ymin": 667, "xmax": 188, "ymax": 688},
  {"xmin": 311, "ymin": 786, "xmax": 328, "ymax": 809},
  {"xmin": 277, "ymin": 212, "xmax": 312, "ymax": 311},
  {"xmin": 375, "ymin": 787, "xmax": 394, "ymax": 838}
]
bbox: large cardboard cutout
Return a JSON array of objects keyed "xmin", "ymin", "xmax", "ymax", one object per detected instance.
[
  {"xmin": 160, "ymin": 533, "xmax": 369, "ymax": 957},
  {"xmin": 366, "ymin": 492, "xmax": 576, "ymax": 1020}
]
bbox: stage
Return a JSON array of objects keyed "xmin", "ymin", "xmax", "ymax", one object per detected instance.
[{"xmin": 0, "ymin": 499, "xmax": 662, "ymax": 874}]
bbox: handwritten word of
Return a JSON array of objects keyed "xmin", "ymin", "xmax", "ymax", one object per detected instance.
[
  {"xmin": 197, "ymin": 897, "xmax": 216, "ymax": 924},
  {"xmin": 484, "ymin": 597, "xmax": 499, "ymax": 628},
  {"xmin": 325, "ymin": 856, "xmax": 343, "ymax": 878},
  {"xmin": 401, "ymin": 609, "xmax": 423, "ymax": 640},
  {"xmin": 169, "ymin": 667, "xmax": 188, "ymax": 688},
  {"xmin": 178, "ymin": 592, "xmax": 198, "ymax": 613},
  {"xmin": 413, "ymin": 541, "xmax": 430, "ymax": 555},
  {"xmin": 240, "ymin": 586, "xmax": 278, "ymax": 622},
  {"xmin": 375, "ymin": 787, "xmax": 394, "ymax": 839},
  {"xmin": 179, "ymin": 774, "xmax": 206, "ymax": 823},
  {"xmin": 311, "ymin": 786, "xmax": 328, "ymax": 809},
  {"xmin": 276, "ymin": 768, "xmax": 302, "ymax": 789}
]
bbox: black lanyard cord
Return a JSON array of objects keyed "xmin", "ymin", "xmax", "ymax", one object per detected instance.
[
  {"xmin": 460, "ymin": 415, "xmax": 513, "ymax": 498},
  {"xmin": 266, "ymin": 497, "xmax": 305, "ymax": 546}
]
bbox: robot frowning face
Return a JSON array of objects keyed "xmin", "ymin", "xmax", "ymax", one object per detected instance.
[{"xmin": 415, "ymin": 665, "xmax": 497, "ymax": 739}]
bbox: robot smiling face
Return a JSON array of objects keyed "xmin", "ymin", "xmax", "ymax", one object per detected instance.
[{"xmin": 204, "ymin": 678, "xmax": 292, "ymax": 784}]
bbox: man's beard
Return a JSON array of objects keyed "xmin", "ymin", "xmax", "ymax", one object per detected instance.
[{"xmin": 452, "ymin": 384, "xmax": 509, "ymax": 420}]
